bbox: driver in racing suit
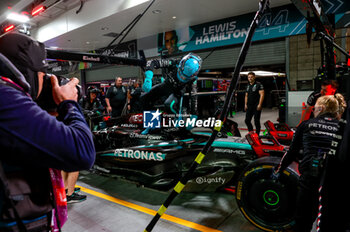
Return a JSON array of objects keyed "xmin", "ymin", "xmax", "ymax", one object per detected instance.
[
  {"xmin": 140, "ymin": 53, "xmax": 201, "ymax": 115},
  {"xmin": 274, "ymin": 94, "xmax": 346, "ymax": 232}
]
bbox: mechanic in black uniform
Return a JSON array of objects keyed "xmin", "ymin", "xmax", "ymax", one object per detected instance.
[
  {"xmin": 299, "ymin": 80, "xmax": 338, "ymax": 125},
  {"xmin": 80, "ymin": 85, "xmax": 105, "ymax": 132},
  {"xmin": 244, "ymin": 72, "xmax": 264, "ymax": 135},
  {"xmin": 140, "ymin": 53, "xmax": 201, "ymax": 115},
  {"xmin": 80, "ymin": 86, "xmax": 104, "ymax": 113},
  {"xmin": 274, "ymin": 93, "xmax": 346, "ymax": 232},
  {"xmin": 129, "ymin": 80, "xmax": 143, "ymax": 113},
  {"xmin": 105, "ymin": 77, "xmax": 129, "ymax": 117}
]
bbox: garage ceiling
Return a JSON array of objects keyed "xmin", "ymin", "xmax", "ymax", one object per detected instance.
[{"xmin": 0, "ymin": 0, "xmax": 291, "ymax": 51}]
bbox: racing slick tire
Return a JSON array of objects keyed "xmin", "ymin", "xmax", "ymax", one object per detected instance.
[{"xmin": 236, "ymin": 156, "xmax": 299, "ymax": 231}]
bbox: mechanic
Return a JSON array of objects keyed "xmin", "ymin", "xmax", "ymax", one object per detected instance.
[
  {"xmin": 244, "ymin": 71, "xmax": 264, "ymax": 135},
  {"xmin": 80, "ymin": 86, "xmax": 104, "ymax": 113},
  {"xmin": 274, "ymin": 93, "xmax": 346, "ymax": 232},
  {"xmin": 0, "ymin": 33, "xmax": 95, "ymax": 231},
  {"xmin": 80, "ymin": 85, "xmax": 105, "ymax": 129},
  {"xmin": 299, "ymin": 79, "xmax": 338, "ymax": 124},
  {"xmin": 140, "ymin": 53, "xmax": 202, "ymax": 115},
  {"xmin": 129, "ymin": 80, "xmax": 143, "ymax": 113},
  {"xmin": 105, "ymin": 77, "xmax": 130, "ymax": 117}
]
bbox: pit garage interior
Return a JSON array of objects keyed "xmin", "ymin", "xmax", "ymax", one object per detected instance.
[{"xmin": 1, "ymin": 0, "xmax": 350, "ymax": 232}]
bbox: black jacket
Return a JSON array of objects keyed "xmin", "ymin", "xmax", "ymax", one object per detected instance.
[
  {"xmin": 278, "ymin": 113, "xmax": 339, "ymax": 176},
  {"xmin": 0, "ymin": 79, "xmax": 95, "ymax": 172},
  {"xmin": 79, "ymin": 96, "xmax": 104, "ymax": 112}
]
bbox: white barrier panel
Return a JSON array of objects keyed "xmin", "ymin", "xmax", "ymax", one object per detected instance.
[{"xmin": 287, "ymin": 91, "xmax": 313, "ymax": 127}]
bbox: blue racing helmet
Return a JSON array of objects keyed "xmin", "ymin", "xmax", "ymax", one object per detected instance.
[{"xmin": 177, "ymin": 53, "xmax": 202, "ymax": 83}]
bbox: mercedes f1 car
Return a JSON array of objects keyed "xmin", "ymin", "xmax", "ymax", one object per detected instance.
[
  {"xmin": 91, "ymin": 113, "xmax": 285, "ymax": 191},
  {"xmin": 88, "ymin": 111, "xmax": 298, "ymax": 231}
]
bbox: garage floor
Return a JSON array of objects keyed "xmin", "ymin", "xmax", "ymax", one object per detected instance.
[
  {"xmin": 63, "ymin": 109, "xmax": 282, "ymax": 232},
  {"xmin": 65, "ymin": 171, "xmax": 261, "ymax": 232}
]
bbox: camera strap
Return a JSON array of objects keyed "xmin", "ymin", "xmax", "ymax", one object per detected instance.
[{"xmin": 0, "ymin": 76, "xmax": 30, "ymax": 97}]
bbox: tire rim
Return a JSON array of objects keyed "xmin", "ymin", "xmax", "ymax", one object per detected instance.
[{"xmin": 263, "ymin": 189, "xmax": 279, "ymax": 206}]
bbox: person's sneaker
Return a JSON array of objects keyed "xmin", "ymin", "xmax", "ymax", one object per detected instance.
[
  {"xmin": 67, "ymin": 193, "xmax": 87, "ymax": 204},
  {"xmin": 65, "ymin": 187, "xmax": 81, "ymax": 194}
]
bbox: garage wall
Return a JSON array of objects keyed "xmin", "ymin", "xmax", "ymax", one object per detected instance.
[
  {"xmin": 198, "ymin": 40, "xmax": 286, "ymax": 69},
  {"xmin": 288, "ymin": 29, "xmax": 343, "ymax": 90},
  {"xmin": 154, "ymin": 39, "xmax": 286, "ymax": 70},
  {"xmin": 85, "ymin": 65, "xmax": 141, "ymax": 82}
]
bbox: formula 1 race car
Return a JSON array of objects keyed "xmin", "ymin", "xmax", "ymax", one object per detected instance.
[
  {"xmin": 264, "ymin": 120, "xmax": 294, "ymax": 146},
  {"xmin": 88, "ymin": 110, "xmax": 297, "ymax": 231},
  {"xmin": 91, "ymin": 113, "xmax": 286, "ymax": 193}
]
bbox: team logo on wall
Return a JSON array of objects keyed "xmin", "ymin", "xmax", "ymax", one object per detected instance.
[{"xmin": 143, "ymin": 109, "xmax": 161, "ymax": 128}]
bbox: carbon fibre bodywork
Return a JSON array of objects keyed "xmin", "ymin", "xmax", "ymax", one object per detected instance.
[
  {"xmin": 92, "ymin": 114, "xmax": 255, "ymax": 191},
  {"xmin": 92, "ymin": 114, "xmax": 285, "ymax": 192}
]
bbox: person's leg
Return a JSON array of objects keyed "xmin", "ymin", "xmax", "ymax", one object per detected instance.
[
  {"xmin": 245, "ymin": 107, "xmax": 254, "ymax": 132},
  {"xmin": 66, "ymin": 171, "xmax": 79, "ymax": 195},
  {"xmin": 229, "ymin": 103, "xmax": 234, "ymax": 117},
  {"xmin": 164, "ymin": 94, "xmax": 178, "ymax": 115},
  {"xmin": 64, "ymin": 171, "xmax": 86, "ymax": 203},
  {"xmin": 254, "ymin": 109, "xmax": 262, "ymax": 135},
  {"xmin": 62, "ymin": 171, "xmax": 81, "ymax": 194}
]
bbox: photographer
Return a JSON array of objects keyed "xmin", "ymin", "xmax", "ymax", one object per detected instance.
[
  {"xmin": 274, "ymin": 94, "xmax": 346, "ymax": 232},
  {"xmin": 0, "ymin": 33, "xmax": 95, "ymax": 231}
]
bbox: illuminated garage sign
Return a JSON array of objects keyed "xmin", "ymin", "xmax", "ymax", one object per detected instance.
[
  {"xmin": 113, "ymin": 149, "xmax": 165, "ymax": 161},
  {"xmin": 156, "ymin": 1, "xmax": 349, "ymax": 53}
]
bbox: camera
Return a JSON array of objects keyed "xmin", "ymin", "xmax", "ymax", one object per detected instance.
[{"xmin": 36, "ymin": 74, "xmax": 81, "ymax": 111}]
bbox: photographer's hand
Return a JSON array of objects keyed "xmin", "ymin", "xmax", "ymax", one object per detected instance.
[{"xmin": 51, "ymin": 75, "xmax": 79, "ymax": 105}]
